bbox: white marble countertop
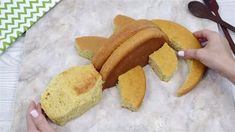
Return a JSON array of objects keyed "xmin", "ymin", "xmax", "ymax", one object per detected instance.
[{"xmin": 1, "ymin": 0, "xmax": 235, "ymax": 132}]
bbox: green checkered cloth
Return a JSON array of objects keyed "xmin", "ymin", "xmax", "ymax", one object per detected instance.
[{"xmin": 0, "ymin": 0, "xmax": 60, "ymax": 54}]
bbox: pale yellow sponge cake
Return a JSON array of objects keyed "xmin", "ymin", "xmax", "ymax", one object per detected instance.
[
  {"xmin": 149, "ymin": 43, "xmax": 177, "ymax": 82},
  {"xmin": 75, "ymin": 36, "xmax": 109, "ymax": 60},
  {"xmin": 41, "ymin": 64, "xmax": 103, "ymax": 125},
  {"xmin": 152, "ymin": 20, "xmax": 201, "ymax": 49},
  {"xmin": 118, "ymin": 66, "xmax": 146, "ymax": 111},
  {"xmin": 152, "ymin": 19, "xmax": 205, "ymax": 96}
]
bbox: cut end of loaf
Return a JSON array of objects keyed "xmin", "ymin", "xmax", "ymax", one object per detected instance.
[
  {"xmin": 41, "ymin": 64, "xmax": 103, "ymax": 125},
  {"xmin": 149, "ymin": 43, "xmax": 177, "ymax": 82},
  {"xmin": 149, "ymin": 58, "xmax": 170, "ymax": 81}
]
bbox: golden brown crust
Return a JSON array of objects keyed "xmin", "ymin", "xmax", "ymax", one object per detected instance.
[
  {"xmin": 152, "ymin": 19, "xmax": 201, "ymax": 49},
  {"xmin": 176, "ymin": 60, "xmax": 205, "ymax": 96},
  {"xmin": 75, "ymin": 36, "xmax": 108, "ymax": 52},
  {"xmin": 118, "ymin": 66, "xmax": 146, "ymax": 111},
  {"xmin": 92, "ymin": 20, "xmax": 161, "ymax": 71},
  {"xmin": 113, "ymin": 15, "xmax": 135, "ymax": 32},
  {"xmin": 101, "ymin": 28, "xmax": 168, "ymax": 89},
  {"xmin": 152, "ymin": 19, "xmax": 205, "ymax": 96}
]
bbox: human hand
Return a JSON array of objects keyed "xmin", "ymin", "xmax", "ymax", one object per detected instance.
[
  {"xmin": 177, "ymin": 29, "xmax": 235, "ymax": 83},
  {"xmin": 27, "ymin": 101, "xmax": 55, "ymax": 132}
]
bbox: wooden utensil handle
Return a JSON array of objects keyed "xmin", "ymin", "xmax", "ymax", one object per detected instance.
[
  {"xmin": 213, "ymin": 11, "xmax": 235, "ymax": 54},
  {"xmin": 221, "ymin": 26, "xmax": 235, "ymax": 54},
  {"xmin": 218, "ymin": 19, "xmax": 235, "ymax": 32}
]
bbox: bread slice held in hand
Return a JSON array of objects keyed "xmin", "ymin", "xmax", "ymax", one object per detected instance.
[
  {"xmin": 75, "ymin": 36, "xmax": 109, "ymax": 60},
  {"xmin": 118, "ymin": 66, "xmax": 146, "ymax": 111},
  {"xmin": 152, "ymin": 19, "xmax": 205, "ymax": 96},
  {"xmin": 41, "ymin": 64, "xmax": 103, "ymax": 125},
  {"xmin": 149, "ymin": 43, "xmax": 178, "ymax": 82}
]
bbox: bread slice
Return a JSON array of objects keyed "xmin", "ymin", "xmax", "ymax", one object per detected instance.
[
  {"xmin": 75, "ymin": 36, "xmax": 109, "ymax": 60},
  {"xmin": 41, "ymin": 64, "xmax": 103, "ymax": 125},
  {"xmin": 101, "ymin": 27, "xmax": 169, "ymax": 88},
  {"xmin": 118, "ymin": 66, "xmax": 146, "ymax": 111},
  {"xmin": 149, "ymin": 43, "xmax": 177, "ymax": 81},
  {"xmin": 113, "ymin": 15, "xmax": 135, "ymax": 32},
  {"xmin": 74, "ymin": 15, "xmax": 135, "ymax": 61},
  {"xmin": 92, "ymin": 20, "xmax": 160, "ymax": 71},
  {"xmin": 152, "ymin": 19, "xmax": 205, "ymax": 96}
]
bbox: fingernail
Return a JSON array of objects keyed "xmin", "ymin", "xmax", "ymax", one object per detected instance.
[
  {"xmin": 177, "ymin": 51, "xmax": 184, "ymax": 57},
  {"xmin": 30, "ymin": 109, "xmax": 39, "ymax": 118}
]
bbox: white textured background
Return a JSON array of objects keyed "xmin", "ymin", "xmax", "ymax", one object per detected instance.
[{"xmin": 0, "ymin": 0, "xmax": 235, "ymax": 132}]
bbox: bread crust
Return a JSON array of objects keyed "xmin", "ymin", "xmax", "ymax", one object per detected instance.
[
  {"xmin": 118, "ymin": 66, "xmax": 146, "ymax": 111},
  {"xmin": 92, "ymin": 20, "xmax": 160, "ymax": 71},
  {"xmin": 152, "ymin": 19, "xmax": 205, "ymax": 96},
  {"xmin": 75, "ymin": 36, "xmax": 108, "ymax": 59},
  {"xmin": 101, "ymin": 28, "xmax": 168, "ymax": 88}
]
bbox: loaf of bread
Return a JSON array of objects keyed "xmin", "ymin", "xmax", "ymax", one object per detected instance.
[
  {"xmin": 149, "ymin": 43, "xmax": 177, "ymax": 82},
  {"xmin": 41, "ymin": 64, "xmax": 103, "ymax": 125},
  {"xmin": 152, "ymin": 19, "xmax": 205, "ymax": 96},
  {"xmin": 75, "ymin": 36, "xmax": 108, "ymax": 60},
  {"xmin": 118, "ymin": 66, "xmax": 146, "ymax": 111}
]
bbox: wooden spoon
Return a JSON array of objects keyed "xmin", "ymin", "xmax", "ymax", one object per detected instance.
[
  {"xmin": 188, "ymin": 1, "xmax": 235, "ymax": 32},
  {"xmin": 203, "ymin": 0, "xmax": 235, "ymax": 54}
]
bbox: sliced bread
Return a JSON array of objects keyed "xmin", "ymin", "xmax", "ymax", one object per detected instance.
[
  {"xmin": 118, "ymin": 66, "xmax": 146, "ymax": 111},
  {"xmin": 149, "ymin": 43, "xmax": 178, "ymax": 82},
  {"xmin": 75, "ymin": 36, "xmax": 108, "ymax": 60}
]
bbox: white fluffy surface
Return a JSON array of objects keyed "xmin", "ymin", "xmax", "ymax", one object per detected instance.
[{"xmin": 11, "ymin": 0, "xmax": 235, "ymax": 131}]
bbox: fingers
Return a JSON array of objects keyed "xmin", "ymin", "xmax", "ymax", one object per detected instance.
[
  {"xmin": 26, "ymin": 100, "xmax": 55, "ymax": 132},
  {"xmin": 27, "ymin": 101, "xmax": 39, "ymax": 132},
  {"xmin": 178, "ymin": 49, "xmax": 202, "ymax": 60},
  {"xmin": 29, "ymin": 102, "xmax": 55, "ymax": 132},
  {"xmin": 36, "ymin": 103, "xmax": 42, "ymax": 114},
  {"xmin": 198, "ymin": 38, "xmax": 207, "ymax": 43},
  {"xmin": 193, "ymin": 29, "xmax": 216, "ymax": 40}
]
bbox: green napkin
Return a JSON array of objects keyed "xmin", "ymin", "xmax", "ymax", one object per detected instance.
[{"xmin": 0, "ymin": 0, "xmax": 61, "ymax": 54}]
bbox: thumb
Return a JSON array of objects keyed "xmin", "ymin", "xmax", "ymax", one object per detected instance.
[
  {"xmin": 30, "ymin": 108, "xmax": 55, "ymax": 132},
  {"xmin": 177, "ymin": 49, "xmax": 200, "ymax": 60}
]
